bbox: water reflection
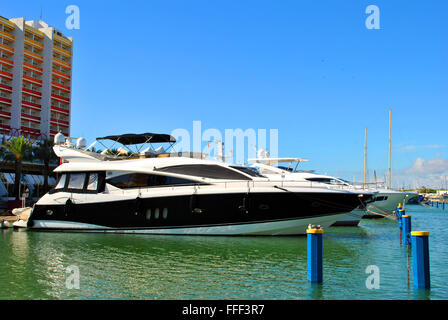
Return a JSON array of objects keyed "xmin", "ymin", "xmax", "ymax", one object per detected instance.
[{"xmin": 1, "ymin": 206, "xmax": 447, "ymax": 300}]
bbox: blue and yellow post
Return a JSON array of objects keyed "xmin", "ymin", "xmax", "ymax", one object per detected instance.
[
  {"xmin": 396, "ymin": 203, "xmax": 405, "ymax": 230},
  {"xmin": 402, "ymin": 215, "xmax": 412, "ymax": 245},
  {"xmin": 307, "ymin": 227, "xmax": 323, "ymax": 284},
  {"xmin": 411, "ymin": 231, "xmax": 430, "ymax": 289}
]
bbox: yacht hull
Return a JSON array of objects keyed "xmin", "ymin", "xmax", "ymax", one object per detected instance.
[
  {"xmin": 363, "ymin": 191, "xmax": 410, "ymax": 218},
  {"xmin": 330, "ymin": 208, "xmax": 365, "ymax": 227},
  {"xmin": 28, "ymin": 191, "xmax": 365, "ymax": 235},
  {"xmin": 30, "ymin": 213, "xmax": 348, "ymax": 236}
]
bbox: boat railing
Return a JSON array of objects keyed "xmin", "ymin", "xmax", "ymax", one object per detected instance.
[{"xmin": 110, "ymin": 179, "xmax": 361, "ymax": 197}]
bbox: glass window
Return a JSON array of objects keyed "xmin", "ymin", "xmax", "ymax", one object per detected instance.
[
  {"xmin": 68, "ymin": 173, "xmax": 85, "ymax": 189},
  {"xmin": 107, "ymin": 173, "xmax": 204, "ymax": 189},
  {"xmin": 87, "ymin": 173, "xmax": 98, "ymax": 191},
  {"xmin": 305, "ymin": 177, "xmax": 346, "ymax": 185},
  {"xmin": 156, "ymin": 165, "xmax": 252, "ymax": 180},
  {"xmin": 55, "ymin": 174, "xmax": 66, "ymax": 189},
  {"xmin": 230, "ymin": 166, "xmax": 265, "ymax": 178}
]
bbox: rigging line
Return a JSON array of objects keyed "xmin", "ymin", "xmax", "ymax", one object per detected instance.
[
  {"xmin": 368, "ymin": 203, "xmax": 397, "ymax": 217},
  {"xmin": 366, "ymin": 209, "xmax": 396, "ymax": 220}
]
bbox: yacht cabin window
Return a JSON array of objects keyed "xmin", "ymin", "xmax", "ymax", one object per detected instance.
[
  {"xmin": 87, "ymin": 173, "xmax": 98, "ymax": 191},
  {"xmin": 51, "ymin": 172, "xmax": 104, "ymax": 194},
  {"xmin": 55, "ymin": 174, "xmax": 67, "ymax": 189},
  {"xmin": 68, "ymin": 173, "xmax": 86, "ymax": 189},
  {"xmin": 106, "ymin": 173, "xmax": 204, "ymax": 189}
]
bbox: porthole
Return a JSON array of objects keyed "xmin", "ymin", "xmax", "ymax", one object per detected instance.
[
  {"xmin": 154, "ymin": 208, "xmax": 160, "ymax": 219},
  {"xmin": 162, "ymin": 208, "xmax": 168, "ymax": 219},
  {"xmin": 146, "ymin": 208, "xmax": 151, "ymax": 220}
]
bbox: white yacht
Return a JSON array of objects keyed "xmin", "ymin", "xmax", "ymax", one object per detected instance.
[
  {"xmin": 248, "ymin": 158, "xmax": 413, "ymax": 226},
  {"xmin": 248, "ymin": 158, "xmax": 369, "ymax": 226},
  {"xmin": 26, "ymin": 133, "xmax": 373, "ymax": 235}
]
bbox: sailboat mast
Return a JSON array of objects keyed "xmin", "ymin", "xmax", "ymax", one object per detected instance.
[
  {"xmin": 388, "ymin": 108, "xmax": 392, "ymax": 189},
  {"xmin": 364, "ymin": 127, "xmax": 367, "ymax": 189}
]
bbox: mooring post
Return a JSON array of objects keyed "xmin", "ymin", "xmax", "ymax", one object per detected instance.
[
  {"xmin": 402, "ymin": 215, "xmax": 411, "ymax": 245},
  {"xmin": 307, "ymin": 227, "xmax": 323, "ymax": 284},
  {"xmin": 396, "ymin": 204, "xmax": 404, "ymax": 230},
  {"xmin": 443, "ymin": 202, "xmax": 445, "ymax": 210},
  {"xmin": 436, "ymin": 202, "xmax": 439, "ymax": 208},
  {"xmin": 412, "ymin": 231, "xmax": 430, "ymax": 289}
]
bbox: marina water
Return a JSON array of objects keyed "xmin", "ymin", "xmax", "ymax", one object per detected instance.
[{"xmin": 1, "ymin": 205, "xmax": 447, "ymax": 300}]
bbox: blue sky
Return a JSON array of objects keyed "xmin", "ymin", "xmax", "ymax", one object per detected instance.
[{"xmin": 3, "ymin": 0, "xmax": 447, "ymax": 188}]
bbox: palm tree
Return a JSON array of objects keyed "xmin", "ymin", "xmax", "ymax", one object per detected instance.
[
  {"xmin": 33, "ymin": 139, "xmax": 55, "ymax": 193},
  {"xmin": 2, "ymin": 136, "xmax": 33, "ymax": 200}
]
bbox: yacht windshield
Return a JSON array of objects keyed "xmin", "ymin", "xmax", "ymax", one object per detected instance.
[
  {"xmin": 305, "ymin": 177, "xmax": 347, "ymax": 185},
  {"xmin": 156, "ymin": 164, "xmax": 252, "ymax": 180},
  {"xmin": 230, "ymin": 166, "xmax": 265, "ymax": 178}
]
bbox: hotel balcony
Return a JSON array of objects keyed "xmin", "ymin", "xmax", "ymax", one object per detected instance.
[
  {"xmin": 20, "ymin": 126, "xmax": 41, "ymax": 136},
  {"xmin": 0, "ymin": 56, "xmax": 13, "ymax": 68},
  {"xmin": 24, "ymin": 36, "xmax": 44, "ymax": 51},
  {"xmin": 0, "ymin": 43, "xmax": 14, "ymax": 55},
  {"xmin": 0, "ymin": 30, "xmax": 14, "ymax": 42},
  {"xmin": 0, "ymin": 123, "xmax": 11, "ymax": 133},
  {"xmin": 24, "ymin": 49, "xmax": 44, "ymax": 63},
  {"xmin": 53, "ymin": 57, "xmax": 71, "ymax": 70},
  {"xmin": 51, "ymin": 81, "xmax": 71, "ymax": 93},
  {"xmin": 50, "ymin": 105, "xmax": 70, "ymax": 116},
  {"xmin": 0, "ymin": 16, "xmax": 15, "ymax": 30},
  {"xmin": 0, "ymin": 96, "xmax": 12, "ymax": 106},
  {"xmin": 51, "ymin": 93, "xmax": 70, "ymax": 103},
  {"xmin": 21, "ymin": 112, "xmax": 41, "ymax": 124},
  {"xmin": 0, "ymin": 110, "xmax": 11, "ymax": 119},
  {"xmin": 50, "ymin": 117, "xmax": 69, "ymax": 127},
  {"xmin": 23, "ymin": 62, "xmax": 43, "ymax": 75},
  {"xmin": 53, "ymin": 33, "xmax": 72, "ymax": 47},
  {"xmin": 53, "ymin": 45, "xmax": 71, "ymax": 59},
  {"xmin": 22, "ymin": 100, "xmax": 42, "ymax": 111},
  {"xmin": 52, "ymin": 68, "xmax": 71, "ymax": 81},
  {"xmin": 23, "ymin": 74, "xmax": 43, "ymax": 86},
  {"xmin": 0, "ymin": 69, "xmax": 13, "ymax": 80},
  {"xmin": 22, "ymin": 87, "xmax": 42, "ymax": 99},
  {"xmin": 0, "ymin": 83, "xmax": 12, "ymax": 93},
  {"xmin": 25, "ymin": 25, "xmax": 44, "ymax": 39}
]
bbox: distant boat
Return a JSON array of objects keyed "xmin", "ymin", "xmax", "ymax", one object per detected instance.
[{"xmin": 248, "ymin": 157, "xmax": 372, "ymax": 226}]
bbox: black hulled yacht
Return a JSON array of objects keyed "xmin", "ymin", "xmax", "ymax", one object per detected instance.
[{"xmin": 27, "ymin": 133, "xmax": 373, "ymax": 235}]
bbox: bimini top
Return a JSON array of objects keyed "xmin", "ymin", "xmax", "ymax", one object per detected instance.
[{"xmin": 97, "ymin": 133, "xmax": 176, "ymax": 145}]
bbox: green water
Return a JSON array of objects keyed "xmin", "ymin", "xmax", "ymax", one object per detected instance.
[{"xmin": 1, "ymin": 205, "xmax": 447, "ymax": 300}]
